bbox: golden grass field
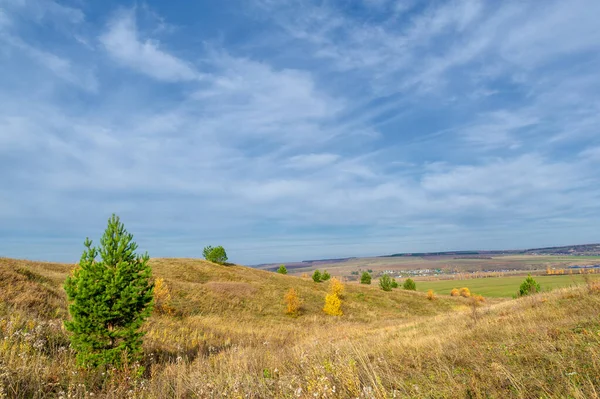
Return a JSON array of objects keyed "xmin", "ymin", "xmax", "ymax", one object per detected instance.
[{"xmin": 1, "ymin": 257, "xmax": 600, "ymax": 398}]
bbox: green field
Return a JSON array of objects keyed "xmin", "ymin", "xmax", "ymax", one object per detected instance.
[{"xmin": 416, "ymin": 274, "xmax": 596, "ymax": 297}]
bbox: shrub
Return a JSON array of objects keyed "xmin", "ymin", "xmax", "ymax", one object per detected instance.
[
  {"xmin": 519, "ymin": 275, "xmax": 541, "ymax": 296},
  {"xmin": 473, "ymin": 294, "xmax": 485, "ymax": 303},
  {"xmin": 323, "ymin": 293, "xmax": 342, "ymax": 316},
  {"xmin": 312, "ymin": 270, "xmax": 322, "ymax": 282},
  {"xmin": 154, "ymin": 277, "xmax": 175, "ymax": 315},
  {"xmin": 321, "ymin": 270, "xmax": 331, "ymax": 281},
  {"xmin": 330, "ymin": 277, "xmax": 344, "ymax": 298},
  {"xmin": 460, "ymin": 287, "xmax": 471, "ymax": 298},
  {"xmin": 426, "ymin": 289, "xmax": 435, "ymax": 300},
  {"xmin": 203, "ymin": 245, "xmax": 228, "ymax": 264},
  {"xmin": 403, "ymin": 278, "xmax": 416, "ymax": 291},
  {"xmin": 284, "ymin": 288, "xmax": 300, "ymax": 316},
  {"xmin": 277, "ymin": 265, "xmax": 287, "ymax": 274},
  {"xmin": 450, "ymin": 288, "xmax": 460, "ymax": 297},
  {"xmin": 64, "ymin": 214, "xmax": 154, "ymax": 368},
  {"xmin": 379, "ymin": 274, "xmax": 393, "ymax": 291},
  {"xmin": 391, "ymin": 278, "xmax": 399, "ymax": 289},
  {"xmin": 360, "ymin": 271, "xmax": 372, "ymax": 284}
]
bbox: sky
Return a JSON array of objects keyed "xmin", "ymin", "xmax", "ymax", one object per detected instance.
[{"xmin": 1, "ymin": 0, "xmax": 599, "ymax": 265}]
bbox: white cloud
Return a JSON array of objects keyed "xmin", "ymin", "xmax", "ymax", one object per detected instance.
[
  {"xmin": 0, "ymin": 0, "xmax": 84, "ymax": 25},
  {"xmin": 100, "ymin": 10, "xmax": 200, "ymax": 82},
  {"xmin": 460, "ymin": 110, "xmax": 538, "ymax": 150},
  {"xmin": 286, "ymin": 153, "xmax": 340, "ymax": 169},
  {"xmin": 2, "ymin": 1, "xmax": 600, "ymax": 263}
]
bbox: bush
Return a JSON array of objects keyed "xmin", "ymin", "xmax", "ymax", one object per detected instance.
[
  {"xmin": 203, "ymin": 245, "xmax": 228, "ymax": 264},
  {"xmin": 321, "ymin": 270, "xmax": 331, "ymax": 281},
  {"xmin": 277, "ymin": 265, "xmax": 287, "ymax": 274},
  {"xmin": 473, "ymin": 294, "xmax": 485, "ymax": 303},
  {"xmin": 460, "ymin": 287, "xmax": 471, "ymax": 298},
  {"xmin": 312, "ymin": 270, "xmax": 322, "ymax": 282},
  {"xmin": 64, "ymin": 214, "xmax": 154, "ymax": 368},
  {"xmin": 154, "ymin": 277, "xmax": 175, "ymax": 315},
  {"xmin": 391, "ymin": 278, "xmax": 399, "ymax": 289},
  {"xmin": 379, "ymin": 274, "xmax": 393, "ymax": 291},
  {"xmin": 403, "ymin": 278, "xmax": 416, "ymax": 291},
  {"xmin": 330, "ymin": 278, "xmax": 344, "ymax": 298},
  {"xmin": 323, "ymin": 293, "xmax": 342, "ymax": 316},
  {"xmin": 360, "ymin": 271, "xmax": 372, "ymax": 284},
  {"xmin": 519, "ymin": 275, "xmax": 541, "ymax": 296},
  {"xmin": 426, "ymin": 289, "xmax": 435, "ymax": 300},
  {"xmin": 284, "ymin": 288, "xmax": 300, "ymax": 316},
  {"xmin": 450, "ymin": 288, "xmax": 460, "ymax": 296}
]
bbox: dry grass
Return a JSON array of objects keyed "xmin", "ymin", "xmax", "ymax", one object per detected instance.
[{"xmin": 1, "ymin": 257, "xmax": 600, "ymax": 398}]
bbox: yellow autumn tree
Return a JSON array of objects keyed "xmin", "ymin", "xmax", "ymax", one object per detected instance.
[
  {"xmin": 154, "ymin": 277, "xmax": 174, "ymax": 315},
  {"xmin": 426, "ymin": 289, "xmax": 435, "ymax": 300},
  {"xmin": 323, "ymin": 277, "xmax": 344, "ymax": 316},
  {"xmin": 284, "ymin": 288, "xmax": 301, "ymax": 316},
  {"xmin": 329, "ymin": 277, "xmax": 344, "ymax": 298},
  {"xmin": 323, "ymin": 293, "xmax": 343, "ymax": 316}
]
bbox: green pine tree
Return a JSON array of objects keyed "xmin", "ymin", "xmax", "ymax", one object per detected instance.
[
  {"xmin": 518, "ymin": 274, "xmax": 541, "ymax": 296},
  {"xmin": 312, "ymin": 270, "xmax": 322, "ymax": 282},
  {"xmin": 64, "ymin": 214, "xmax": 154, "ymax": 368},
  {"xmin": 277, "ymin": 265, "xmax": 288, "ymax": 274},
  {"xmin": 403, "ymin": 278, "xmax": 416, "ymax": 290},
  {"xmin": 379, "ymin": 274, "xmax": 393, "ymax": 291},
  {"xmin": 203, "ymin": 245, "xmax": 228, "ymax": 264},
  {"xmin": 360, "ymin": 271, "xmax": 372, "ymax": 284}
]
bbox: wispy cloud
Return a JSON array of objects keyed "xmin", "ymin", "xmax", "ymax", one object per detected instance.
[
  {"xmin": 1, "ymin": 0, "xmax": 599, "ymax": 263},
  {"xmin": 100, "ymin": 9, "xmax": 201, "ymax": 82}
]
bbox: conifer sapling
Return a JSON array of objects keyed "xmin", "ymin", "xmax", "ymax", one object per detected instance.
[{"xmin": 64, "ymin": 214, "xmax": 154, "ymax": 368}]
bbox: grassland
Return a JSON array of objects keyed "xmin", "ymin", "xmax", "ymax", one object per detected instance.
[
  {"xmin": 415, "ymin": 274, "xmax": 591, "ymax": 297},
  {"xmin": 1, "ymin": 257, "xmax": 600, "ymax": 398}
]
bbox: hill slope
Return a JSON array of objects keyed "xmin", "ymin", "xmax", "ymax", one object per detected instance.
[{"xmin": 1, "ymin": 257, "xmax": 599, "ymax": 398}]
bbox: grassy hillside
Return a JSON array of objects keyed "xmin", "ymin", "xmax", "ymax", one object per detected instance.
[{"xmin": 1, "ymin": 257, "xmax": 600, "ymax": 398}]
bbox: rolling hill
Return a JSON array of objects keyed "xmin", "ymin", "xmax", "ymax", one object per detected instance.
[{"xmin": 1, "ymin": 257, "xmax": 599, "ymax": 398}]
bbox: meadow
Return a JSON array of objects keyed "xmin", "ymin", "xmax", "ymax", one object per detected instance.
[
  {"xmin": 1, "ymin": 257, "xmax": 600, "ymax": 398},
  {"xmin": 415, "ymin": 274, "xmax": 590, "ymax": 297}
]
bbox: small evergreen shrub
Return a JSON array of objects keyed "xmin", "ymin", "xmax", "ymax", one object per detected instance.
[
  {"xmin": 403, "ymin": 278, "xmax": 416, "ymax": 291},
  {"xmin": 360, "ymin": 271, "xmax": 372, "ymax": 284},
  {"xmin": 312, "ymin": 270, "xmax": 322, "ymax": 282},
  {"xmin": 321, "ymin": 271, "xmax": 331, "ymax": 281},
  {"xmin": 277, "ymin": 265, "xmax": 287, "ymax": 274},
  {"xmin": 519, "ymin": 275, "xmax": 541, "ymax": 296},
  {"xmin": 391, "ymin": 278, "xmax": 399, "ymax": 289},
  {"xmin": 379, "ymin": 274, "xmax": 393, "ymax": 291}
]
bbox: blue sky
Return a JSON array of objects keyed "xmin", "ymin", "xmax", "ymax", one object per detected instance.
[{"xmin": 1, "ymin": 0, "xmax": 599, "ymax": 265}]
